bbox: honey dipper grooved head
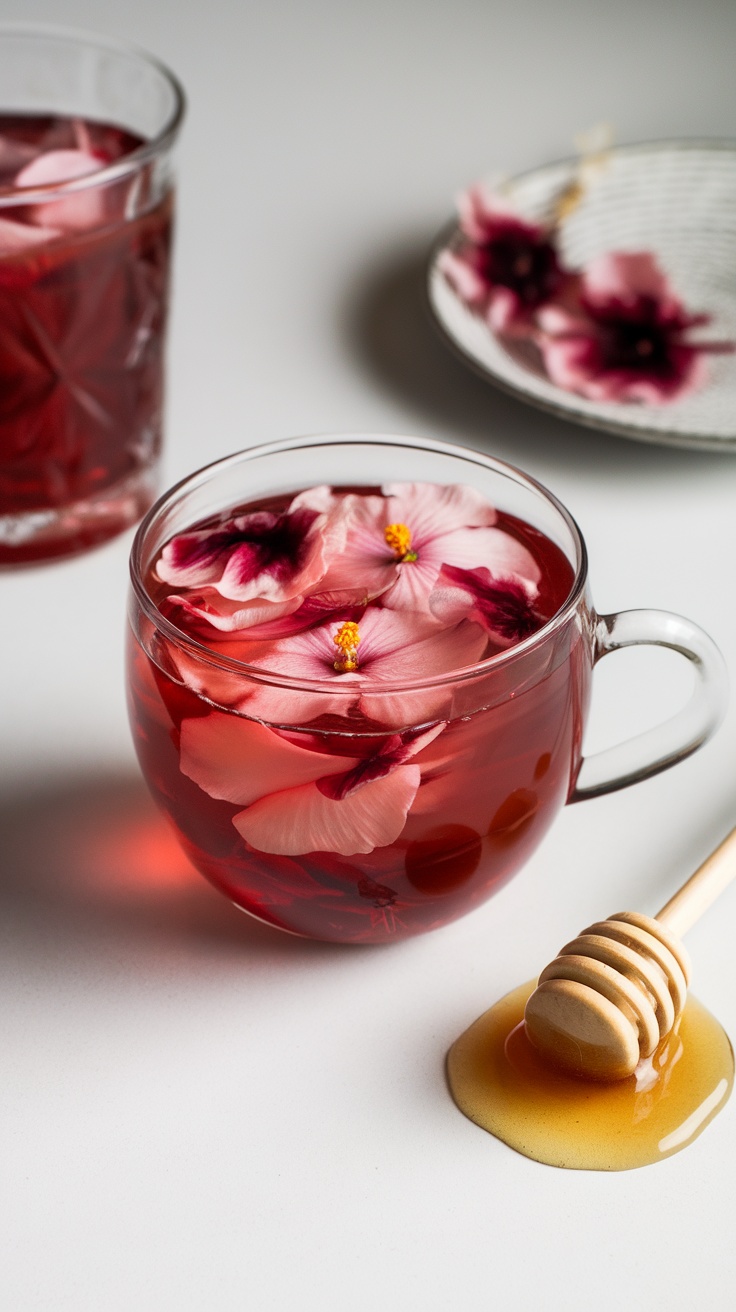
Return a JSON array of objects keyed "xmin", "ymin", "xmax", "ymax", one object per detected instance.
[{"xmin": 523, "ymin": 912, "xmax": 692, "ymax": 1081}]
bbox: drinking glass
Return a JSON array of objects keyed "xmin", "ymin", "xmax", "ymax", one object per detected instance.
[
  {"xmin": 126, "ymin": 434, "xmax": 727, "ymax": 943},
  {"xmin": 0, "ymin": 24, "xmax": 185, "ymax": 565}
]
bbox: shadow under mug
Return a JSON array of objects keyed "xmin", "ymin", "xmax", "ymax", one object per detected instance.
[{"xmin": 126, "ymin": 434, "xmax": 727, "ymax": 944}]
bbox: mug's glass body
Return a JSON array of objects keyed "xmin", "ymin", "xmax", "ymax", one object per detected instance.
[
  {"xmin": 127, "ymin": 436, "xmax": 596, "ymax": 944},
  {"xmin": 0, "ymin": 25, "xmax": 184, "ymax": 565}
]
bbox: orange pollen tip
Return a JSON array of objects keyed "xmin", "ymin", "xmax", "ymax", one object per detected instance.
[
  {"xmin": 333, "ymin": 621, "xmax": 360, "ymax": 672},
  {"xmin": 384, "ymin": 522, "xmax": 416, "ymax": 561}
]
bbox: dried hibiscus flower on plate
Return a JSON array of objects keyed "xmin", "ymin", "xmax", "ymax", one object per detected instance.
[
  {"xmin": 537, "ymin": 252, "xmax": 734, "ymax": 405},
  {"xmin": 440, "ymin": 185, "xmax": 734, "ymax": 405},
  {"xmin": 437, "ymin": 186, "xmax": 567, "ymax": 336}
]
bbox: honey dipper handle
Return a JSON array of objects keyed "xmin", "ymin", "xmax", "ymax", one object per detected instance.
[{"xmin": 656, "ymin": 825, "xmax": 736, "ymax": 938}]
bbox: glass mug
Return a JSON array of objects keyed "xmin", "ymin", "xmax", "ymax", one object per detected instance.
[
  {"xmin": 126, "ymin": 434, "xmax": 727, "ymax": 944},
  {"xmin": 0, "ymin": 24, "xmax": 185, "ymax": 565}
]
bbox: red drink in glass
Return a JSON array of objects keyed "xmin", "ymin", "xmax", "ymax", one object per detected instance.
[
  {"xmin": 126, "ymin": 437, "xmax": 725, "ymax": 944},
  {"xmin": 128, "ymin": 498, "xmax": 579, "ymax": 943},
  {"xmin": 0, "ymin": 29, "xmax": 183, "ymax": 565}
]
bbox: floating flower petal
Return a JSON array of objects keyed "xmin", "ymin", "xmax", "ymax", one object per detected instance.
[
  {"xmin": 157, "ymin": 485, "xmax": 349, "ymax": 606},
  {"xmin": 429, "ymin": 564, "xmax": 543, "ymax": 646},
  {"xmin": 180, "ymin": 711, "xmax": 445, "ymax": 856},
  {"xmin": 238, "ymin": 607, "xmax": 488, "ymax": 725}
]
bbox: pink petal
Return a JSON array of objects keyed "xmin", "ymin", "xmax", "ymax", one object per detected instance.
[
  {"xmin": 217, "ymin": 512, "xmax": 324, "ymax": 604},
  {"xmin": 180, "ymin": 712, "xmax": 359, "ymax": 806},
  {"xmin": 539, "ymin": 334, "xmax": 604, "ymax": 392},
  {"xmin": 377, "ymin": 558, "xmax": 446, "ymax": 614},
  {"xmin": 315, "ymin": 493, "xmax": 398, "ymax": 602},
  {"xmin": 582, "ymin": 251, "xmax": 672, "ymax": 304},
  {"xmin": 15, "ymin": 147, "xmax": 102, "ymax": 188},
  {"xmin": 227, "ymin": 610, "xmax": 472, "ymax": 727},
  {"xmin": 380, "ymin": 523, "xmax": 540, "ymax": 615},
  {"xmin": 240, "ymin": 595, "xmax": 364, "ymax": 639},
  {"xmin": 437, "ymin": 246, "xmax": 489, "ymax": 304},
  {"xmin": 536, "ymin": 303, "xmax": 586, "ymax": 335},
  {"xmin": 429, "ymin": 565, "xmax": 541, "ymax": 644},
  {"xmin": 487, "ymin": 286, "xmax": 528, "ymax": 334},
  {"xmin": 383, "ymin": 482, "xmax": 497, "ymax": 540},
  {"xmin": 317, "ymin": 722, "xmax": 446, "ymax": 797},
  {"xmin": 585, "ymin": 356, "xmax": 709, "ymax": 404},
  {"xmin": 157, "ymin": 489, "xmax": 349, "ymax": 607},
  {"xmin": 0, "ymin": 215, "xmax": 61, "ymax": 255},
  {"xmin": 237, "ymin": 609, "xmax": 431, "ymax": 725},
  {"xmin": 356, "ymin": 618, "xmax": 488, "ymax": 727},
  {"xmin": 166, "ymin": 591, "xmax": 305, "ymax": 635},
  {"xmin": 16, "ymin": 148, "xmax": 108, "ymax": 232},
  {"xmin": 369, "ymin": 618, "xmax": 487, "ymax": 683},
  {"xmin": 160, "ymin": 645, "xmax": 273, "ymax": 712},
  {"xmin": 456, "ymin": 185, "xmax": 521, "ymax": 243},
  {"xmin": 233, "ymin": 764, "xmax": 421, "ymax": 855}
]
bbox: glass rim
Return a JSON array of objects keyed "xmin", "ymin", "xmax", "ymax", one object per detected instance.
[
  {"xmin": 0, "ymin": 21, "xmax": 185, "ymax": 207},
  {"xmin": 129, "ymin": 432, "xmax": 589, "ymax": 696}
]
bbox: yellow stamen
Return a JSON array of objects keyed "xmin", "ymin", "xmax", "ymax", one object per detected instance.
[
  {"xmin": 333, "ymin": 620, "xmax": 360, "ymax": 672},
  {"xmin": 384, "ymin": 522, "xmax": 418, "ymax": 562}
]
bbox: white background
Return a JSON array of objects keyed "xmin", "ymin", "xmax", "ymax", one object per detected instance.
[{"xmin": 2, "ymin": 1, "xmax": 736, "ymax": 1307}]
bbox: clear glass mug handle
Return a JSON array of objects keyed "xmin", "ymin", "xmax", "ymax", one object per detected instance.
[{"xmin": 570, "ymin": 609, "xmax": 728, "ymax": 802}]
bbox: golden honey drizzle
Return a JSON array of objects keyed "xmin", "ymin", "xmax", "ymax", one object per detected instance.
[{"xmin": 447, "ymin": 980, "xmax": 733, "ymax": 1171}]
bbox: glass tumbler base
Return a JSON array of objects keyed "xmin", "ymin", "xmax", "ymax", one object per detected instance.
[{"xmin": 0, "ymin": 463, "xmax": 160, "ymax": 568}]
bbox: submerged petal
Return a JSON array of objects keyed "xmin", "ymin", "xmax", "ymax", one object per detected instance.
[
  {"xmin": 15, "ymin": 147, "xmax": 102, "ymax": 188},
  {"xmin": 180, "ymin": 712, "xmax": 359, "ymax": 806},
  {"xmin": 16, "ymin": 148, "xmax": 109, "ymax": 231},
  {"xmin": 233, "ymin": 765, "xmax": 422, "ymax": 855},
  {"xmin": 317, "ymin": 722, "xmax": 446, "ymax": 798},
  {"xmin": 0, "ymin": 214, "xmax": 61, "ymax": 255},
  {"xmin": 163, "ymin": 591, "xmax": 305, "ymax": 636}
]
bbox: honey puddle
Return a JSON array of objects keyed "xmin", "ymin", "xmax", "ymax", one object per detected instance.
[{"xmin": 447, "ymin": 980, "xmax": 733, "ymax": 1171}]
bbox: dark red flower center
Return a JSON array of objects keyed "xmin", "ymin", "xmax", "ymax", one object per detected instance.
[
  {"xmin": 585, "ymin": 296, "xmax": 685, "ymax": 376},
  {"xmin": 439, "ymin": 564, "xmax": 542, "ymax": 641},
  {"xmin": 476, "ymin": 224, "xmax": 563, "ymax": 307},
  {"xmin": 168, "ymin": 506, "xmax": 321, "ymax": 586}
]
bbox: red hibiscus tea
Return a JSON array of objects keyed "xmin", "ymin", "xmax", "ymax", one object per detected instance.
[
  {"xmin": 0, "ymin": 30, "xmax": 183, "ymax": 564},
  {"xmin": 127, "ymin": 439, "xmax": 593, "ymax": 944},
  {"xmin": 128, "ymin": 437, "xmax": 726, "ymax": 942}
]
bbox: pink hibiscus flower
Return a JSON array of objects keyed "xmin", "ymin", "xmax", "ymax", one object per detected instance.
[
  {"xmin": 319, "ymin": 481, "xmax": 540, "ymax": 616},
  {"xmin": 537, "ymin": 252, "xmax": 734, "ymax": 404},
  {"xmin": 156, "ymin": 485, "xmax": 350, "ymax": 617},
  {"xmin": 429, "ymin": 564, "xmax": 543, "ymax": 647},
  {"xmin": 237, "ymin": 606, "xmax": 490, "ymax": 726},
  {"xmin": 179, "ymin": 712, "xmax": 446, "ymax": 855},
  {"xmin": 438, "ymin": 186, "xmax": 566, "ymax": 334}
]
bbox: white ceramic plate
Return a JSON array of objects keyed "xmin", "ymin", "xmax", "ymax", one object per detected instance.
[{"xmin": 427, "ymin": 141, "xmax": 736, "ymax": 451}]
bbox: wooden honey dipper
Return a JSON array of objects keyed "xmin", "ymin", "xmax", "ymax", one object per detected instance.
[{"xmin": 524, "ymin": 825, "xmax": 736, "ymax": 1081}]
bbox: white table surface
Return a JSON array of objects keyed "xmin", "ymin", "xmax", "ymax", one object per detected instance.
[{"xmin": 3, "ymin": 1, "xmax": 736, "ymax": 1307}]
